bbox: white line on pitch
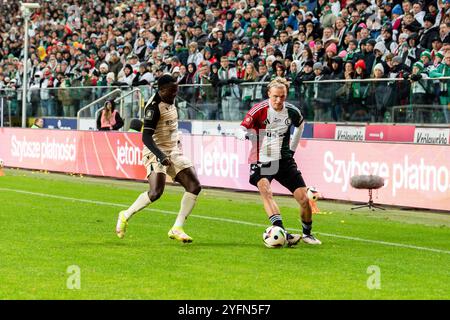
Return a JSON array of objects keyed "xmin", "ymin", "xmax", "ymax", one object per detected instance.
[{"xmin": 1, "ymin": 187, "xmax": 450, "ymax": 255}]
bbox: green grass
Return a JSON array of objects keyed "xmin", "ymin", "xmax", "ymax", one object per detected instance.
[{"xmin": 0, "ymin": 169, "xmax": 449, "ymax": 300}]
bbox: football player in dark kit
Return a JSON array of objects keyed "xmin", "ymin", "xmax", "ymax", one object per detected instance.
[{"xmin": 117, "ymin": 74, "xmax": 201, "ymax": 243}]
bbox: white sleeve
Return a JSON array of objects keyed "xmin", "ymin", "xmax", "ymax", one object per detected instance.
[
  {"xmin": 235, "ymin": 125, "xmax": 248, "ymax": 141},
  {"xmin": 289, "ymin": 122, "xmax": 304, "ymax": 152}
]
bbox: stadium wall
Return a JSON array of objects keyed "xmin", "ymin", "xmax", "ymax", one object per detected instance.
[{"xmin": 0, "ymin": 128, "xmax": 449, "ymax": 211}]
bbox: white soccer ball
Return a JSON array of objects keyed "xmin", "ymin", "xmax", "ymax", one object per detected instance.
[
  {"xmin": 263, "ymin": 226, "xmax": 287, "ymax": 248},
  {"xmin": 307, "ymin": 186, "xmax": 319, "ymax": 202}
]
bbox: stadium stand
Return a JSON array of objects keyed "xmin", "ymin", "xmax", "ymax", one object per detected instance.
[{"xmin": 0, "ymin": 0, "xmax": 449, "ymax": 123}]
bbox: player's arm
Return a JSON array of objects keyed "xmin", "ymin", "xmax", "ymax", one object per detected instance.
[
  {"xmin": 235, "ymin": 113, "xmax": 257, "ymax": 141},
  {"xmin": 142, "ymin": 101, "xmax": 169, "ymax": 165},
  {"xmin": 289, "ymin": 110, "xmax": 305, "ymax": 155}
]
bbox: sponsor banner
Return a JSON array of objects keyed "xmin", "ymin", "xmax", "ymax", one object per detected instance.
[
  {"xmin": 1, "ymin": 128, "xmax": 449, "ymax": 211},
  {"xmin": 301, "ymin": 122, "xmax": 313, "ymax": 138},
  {"xmin": 78, "ymin": 118, "xmax": 97, "ymax": 131},
  {"xmin": 178, "ymin": 121, "xmax": 192, "ymax": 134},
  {"xmin": 0, "ymin": 128, "xmax": 145, "ymax": 179},
  {"xmin": 335, "ymin": 126, "xmax": 366, "ymax": 141},
  {"xmin": 43, "ymin": 117, "xmax": 77, "ymax": 130},
  {"xmin": 191, "ymin": 121, "xmax": 241, "ymax": 136},
  {"xmin": 414, "ymin": 127, "xmax": 450, "ymax": 145},
  {"xmin": 313, "ymin": 123, "xmax": 336, "ymax": 139},
  {"xmin": 365, "ymin": 124, "xmax": 415, "ymax": 142}
]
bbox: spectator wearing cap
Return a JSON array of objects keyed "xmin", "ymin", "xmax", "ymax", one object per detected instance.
[
  {"xmin": 419, "ymin": 14, "xmax": 440, "ymax": 50},
  {"xmin": 174, "ymin": 39, "xmax": 189, "ymax": 66},
  {"xmin": 420, "ymin": 50, "xmax": 433, "ymax": 69},
  {"xmin": 320, "ymin": 2, "xmax": 337, "ymax": 29},
  {"xmin": 127, "ymin": 54, "xmax": 140, "ymax": 72},
  {"xmin": 408, "ymin": 60, "xmax": 434, "ymax": 121},
  {"xmin": 347, "ymin": 59, "xmax": 370, "ymax": 122},
  {"xmin": 387, "ymin": 55, "xmax": 410, "ymax": 105},
  {"xmin": 311, "ymin": 62, "xmax": 332, "ymax": 121},
  {"xmin": 430, "ymin": 37, "xmax": 443, "ymax": 60},
  {"xmin": 359, "ymin": 39, "xmax": 376, "ymax": 76},
  {"xmin": 394, "ymin": 33, "xmax": 409, "ymax": 56},
  {"xmin": 381, "ymin": 24, "xmax": 398, "ymax": 54},
  {"xmin": 95, "ymin": 47, "xmax": 108, "ymax": 70},
  {"xmin": 345, "ymin": 39, "xmax": 359, "ymax": 63},
  {"xmin": 232, "ymin": 20, "xmax": 245, "ymax": 39},
  {"xmin": 108, "ymin": 50, "xmax": 123, "ymax": 79},
  {"xmin": 367, "ymin": 62, "xmax": 392, "ymax": 122},
  {"xmin": 401, "ymin": 34, "xmax": 421, "ymax": 71},
  {"xmin": 249, "ymin": 46, "xmax": 262, "ymax": 66},
  {"xmin": 432, "ymin": 51, "xmax": 444, "ymax": 67},
  {"xmin": 391, "ymin": 4, "xmax": 404, "ymax": 31}
]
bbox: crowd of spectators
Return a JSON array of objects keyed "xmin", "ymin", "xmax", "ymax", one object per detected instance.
[{"xmin": 0, "ymin": 0, "xmax": 449, "ymax": 123}]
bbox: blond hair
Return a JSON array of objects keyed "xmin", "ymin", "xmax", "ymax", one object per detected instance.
[{"xmin": 267, "ymin": 77, "xmax": 290, "ymax": 92}]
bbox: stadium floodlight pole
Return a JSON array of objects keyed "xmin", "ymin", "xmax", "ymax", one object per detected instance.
[{"xmin": 20, "ymin": 2, "xmax": 41, "ymax": 128}]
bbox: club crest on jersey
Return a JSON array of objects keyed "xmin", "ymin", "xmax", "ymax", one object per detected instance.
[
  {"xmin": 145, "ymin": 109, "xmax": 154, "ymax": 120},
  {"xmin": 285, "ymin": 118, "xmax": 292, "ymax": 125}
]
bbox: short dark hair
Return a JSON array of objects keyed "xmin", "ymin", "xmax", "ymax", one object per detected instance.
[{"xmin": 157, "ymin": 74, "xmax": 176, "ymax": 87}]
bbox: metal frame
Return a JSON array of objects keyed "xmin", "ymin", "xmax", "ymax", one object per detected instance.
[
  {"xmin": 76, "ymin": 89, "xmax": 122, "ymax": 130},
  {"xmin": 351, "ymin": 189, "xmax": 386, "ymax": 211}
]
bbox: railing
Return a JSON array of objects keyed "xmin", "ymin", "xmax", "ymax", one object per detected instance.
[{"xmin": 0, "ymin": 77, "xmax": 449, "ymax": 128}]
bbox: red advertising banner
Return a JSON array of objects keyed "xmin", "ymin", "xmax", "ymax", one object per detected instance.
[
  {"xmin": 1, "ymin": 128, "xmax": 449, "ymax": 211},
  {"xmin": 365, "ymin": 124, "xmax": 416, "ymax": 142},
  {"xmin": 313, "ymin": 123, "xmax": 336, "ymax": 139},
  {"xmin": 0, "ymin": 128, "xmax": 146, "ymax": 179}
]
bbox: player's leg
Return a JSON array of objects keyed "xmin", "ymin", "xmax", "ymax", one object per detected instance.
[
  {"xmin": 116, "ymin": 172, "xmax": 166, "ymax": 238},
  {"xmin": 167, "ymin": 155, "xmax": 201, "ymax": 242},
  {"xmin": 256, "ymin": 178, "xmax": 300, "ymax": 246},
  {"xmin": 292, "ymin": 187, "xmax": 321, "ymax": 244},
  {"xmin": 250, "ymin": 163, "xmax": 299, "ymax": 246},
  {"xmin": 275, "ymin": 158, "xmax": 320, "ymax": 245}
]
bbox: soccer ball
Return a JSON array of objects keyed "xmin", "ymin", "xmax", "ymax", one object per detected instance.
[
  {"xmin": 307, "ymin": 186, "xmax": 319, "ymax": 202},
  {"xmin": 263, "ymin": 226, "xmax": 287, "ymax": 248}
]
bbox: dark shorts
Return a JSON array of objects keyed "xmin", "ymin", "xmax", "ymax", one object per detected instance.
[{"xmin": 249, "ymin": 158, "xmax": 306, "ymax": 193}]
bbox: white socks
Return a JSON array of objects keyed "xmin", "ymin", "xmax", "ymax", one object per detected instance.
[
  {"xmin": 123, "ymin": 191, "xmax": 151, "ymax": 220},
  {"xmin": 173, "ymin": 192, "xmax": 198, "ymax": 228}
]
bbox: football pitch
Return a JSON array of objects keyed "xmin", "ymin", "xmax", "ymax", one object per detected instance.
[{"xmin": 0, "ymin": 169, "xmax": 449, "ymax": 300}]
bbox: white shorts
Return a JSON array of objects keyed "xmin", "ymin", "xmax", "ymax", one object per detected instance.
[{"xmin": 143, "ymin": 150, "xmax": 193, "ymax": 180}]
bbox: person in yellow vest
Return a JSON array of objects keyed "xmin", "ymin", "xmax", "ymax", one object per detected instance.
[
  {"xmin": 31, "ymin": 118, "xmax": 44, "ymax": 128},
  {"xmin": 96, "ymin": 100, "xmax": 124, "ymax": 131}
]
